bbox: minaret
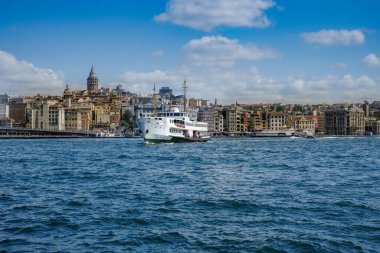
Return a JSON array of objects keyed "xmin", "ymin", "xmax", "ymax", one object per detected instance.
[
  {"xmin": 87, "ymin": 65, "xmax": 99, "ymax": 93},
  {"xmin": 63, "ymin": 83, "xmax": 72, "ymax": 108}
]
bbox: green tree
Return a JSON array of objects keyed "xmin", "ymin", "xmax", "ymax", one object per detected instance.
[
  {"xmin": 276, "ymin": 105, "xmax": 285, "ymax": 112},
  {"xmin": 120, "ymin": 110, "xmax": 134, "ymax": 130},
  {"xmin": 293, "ymin": 104, "xmax": 304, "ymax": 113}
]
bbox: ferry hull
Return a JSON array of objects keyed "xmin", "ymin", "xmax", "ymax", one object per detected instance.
[{"xmin": 144, "ymin": 135, "xmax": 209, "ymax": 143}]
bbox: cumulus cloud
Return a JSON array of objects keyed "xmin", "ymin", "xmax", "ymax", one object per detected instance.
[
  {"xmin": 0, "ymin": 50, "xmax": 64, "ymax": 95},
  {"xmin": 117, "ymin": 65, "xmax": 379, "ymax": 104},
  {"xmin": 183, "ymin": 36, "xmax": 277, "ymax": 68},
  {"xmin": 285, "ymin": 74, "xmax": 376, "ymax": 103},
  {"xmin": 155, "ymin": 0, "xmax": 275, "ymax": 31},
  {"xmin": 301, "ymin": 29, "xmax": 365, "ymax": 46},
  {"xmin": 363, "ymin": 53, "xmax": 380, "ymax": 67}
]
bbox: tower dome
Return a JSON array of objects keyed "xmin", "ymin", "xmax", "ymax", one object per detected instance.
[{"xmin": 64, "ymin": 83, "xmax": 71, "ymax": 96}]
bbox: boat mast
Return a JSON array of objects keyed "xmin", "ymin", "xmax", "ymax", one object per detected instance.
[
  {"xmin": 183, "ymin": 79, "xmax": 187, "ymax": 113},
  {"xmin": 153, "ymin": 82, "xmax": 157, "ymax": 117},
  {"xmin": 169, "ymin": 94, "xmax": 172, "ymax": 112}
]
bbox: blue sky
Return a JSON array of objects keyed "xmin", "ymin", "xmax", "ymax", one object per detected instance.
[{"xmin": 0, "ymin": 0, "xmax": 379, "ymax": 104}]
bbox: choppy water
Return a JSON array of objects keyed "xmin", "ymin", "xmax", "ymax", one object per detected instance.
[{"xmin": 0, "ymin": 137, "xmax": 379, "ymax": 252}]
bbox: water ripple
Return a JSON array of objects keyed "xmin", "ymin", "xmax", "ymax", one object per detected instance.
[{"xmin": 0, "ymin": 138, "xmax": 379, "ymax": 252}]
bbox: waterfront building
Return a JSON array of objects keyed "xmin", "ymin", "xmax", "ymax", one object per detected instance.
[
  {"xmin": 0, "ymin": 94, "xmax": 10, "ymax": 119},
  {"xmin": 223, "ymin": 106, "xmax": 239, "ymax": 132},
  {"xmin": 222, "ymin": 105, "xmax": 248, "ymax": 133},
  {"xmin": 294, "ymin": 116, "xmax": 315, "ymax": 132},
  {"xmin": 93, "ymin": 102, "xmax": 112, "ymax": 126},
  {"xmin": 266, "ymin": 112, "xmax": 286, "ymax": 130},
  {"xmin": 87, "ymin": 66, "xmax": 99, "ymax": 93},
  {"xmin": 197, "ymin": 107, "xmax": 213, "ymax": 131},
  {"xmin": 214, "ymin": 108, "xmax": 224, "ymax": 133},
  {"xmin": 8, "ymin": 97, "xmax": 27, "ymax": 126},
  {"xmin": 197, "ymin": 107, "xmax": 223, "ymax": 132},
  {"xmin": 0, "ymin": 118, "xmax": 13, "ymax": 127},
  {"xmin": 45, "ymin": 105, "xmax": 65, "ymax": 131},
  {"xmin": 64, "ymin": 108, "xmax": 82, "ymax": 130},
  {"xmin": 79, "ymin": 108, "xmax": 92, "ymax": 131},
  {"xmin": 251, "ymin": 111, "xmax": 264, "ymax": 130},
  {"xmin": 365, "ymin": 119, "xmax": 380, "ymax": 135},
  {"xmin": 317, "ymin": 111, "xmax": 326, "ymax": 133},
  {"xmin": 110, "ymin": 109, "xmax": 121, "ymax": 127},
  {"xmin": 25, "ymin": 98, "xmax": 65, "ymax": 131},
  {"xmin": 0, "ymin": 104, "xmax": 9, "ymax": 119},
  {"xmin": 325, "ymin": 107, "xmax": 365, "ymax": 135},
  {"xmin": 308, "ymin": 111, "xmax": 318, "ymax": 129}
]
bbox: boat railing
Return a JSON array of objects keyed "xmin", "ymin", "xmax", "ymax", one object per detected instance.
[{"xmin": 174, "ymin": 123, "xmax": 185, "ymax": 128}]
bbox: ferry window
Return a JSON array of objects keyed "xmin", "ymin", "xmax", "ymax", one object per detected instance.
[
  {"xmin": 174, "ymin": 113, "xmax": 180, "ymax": 116},
  {"xmin": 159, "ymin": 118, "xmax": 162, "ymax": 120}
]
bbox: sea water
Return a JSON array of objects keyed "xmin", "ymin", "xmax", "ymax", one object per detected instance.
[{"xmin": 0, "ymin": 137, "xmax": 379, "ymax": 252}]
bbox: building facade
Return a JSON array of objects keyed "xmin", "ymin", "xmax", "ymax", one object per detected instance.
[
  {"xmin": 325, "ymin": 107, "xmax": 365, "ymax": 135},
  {"xmin": 0, "ymin": 94, "xmax": 9, "ymax": 119},
  {"xmin": 365, "ymin": 120, "xmax": 380, "ymax": 135},
  {"xmin": 197, "ymin": 107, "xmax": 224, "ymax": 132}
]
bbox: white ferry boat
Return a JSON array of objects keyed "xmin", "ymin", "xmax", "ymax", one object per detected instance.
[
  {"xmin": 137, "ymin": 107, "xmax": 210, "ymax": 143},
  {"xmin": 137, "ymin": 81, "xmax": 210, "ymax": 143}
]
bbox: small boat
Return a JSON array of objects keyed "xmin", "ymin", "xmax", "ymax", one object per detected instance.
[{"xmin": 251, "ymin": 129, "xmax": 296, "ymax": 137}]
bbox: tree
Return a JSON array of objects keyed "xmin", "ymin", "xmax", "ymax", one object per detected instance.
[
  {"xmin": 120, "ymin": 110, "xmax": 134, "ymax": 130},
  {"xmin": 276, "ymin": 105, "xmax": 285, "ymax": 112},
  {"xmin": 293, "ymin": 104, "xmax": 304, "ymax": 113}
]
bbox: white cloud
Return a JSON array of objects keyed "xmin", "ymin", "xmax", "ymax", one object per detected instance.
[
  {"xmin": 301, "ymin": 29, "xmax": 365, "ymax": 46},
  {"xmin": 117, "ymin": 66, "xmax": 379, "ymax": 104},
  {"xmin": 183, "ymin": 35, "xmax": 277, "ymax": 68},
  {"xmin": 363, "ymin": 53, "xmax": 380, "ymax": 67},
  {"xmin": 118, "ymin": 70, "xmax": 184, "ymax": 95},
  {"xmin": 0, "ymin": 50, "xmax": 64, "ymax": 95},
  {"xmin": 152, "ymin": 50, "xmax": 164, "ymax": 57},
  {"xmin": 285, "ymin": 74, "xmax": 376, "ymax": 103},
  {"xmin": 155, "ymin": 0, "xmax": 275, "ymax": 31}
]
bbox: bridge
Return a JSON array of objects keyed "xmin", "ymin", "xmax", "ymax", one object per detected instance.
[{"xmin": 0, "ymin": 127, "xmax": 99, "ymax": 139}]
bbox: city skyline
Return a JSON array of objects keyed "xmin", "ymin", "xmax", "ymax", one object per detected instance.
[{"xmin": 0, "ymin": 0, "xmax": 380, "ymax": 104}]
